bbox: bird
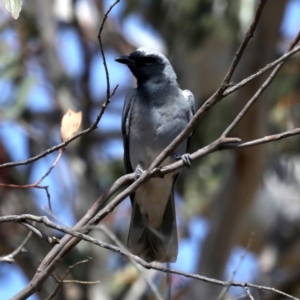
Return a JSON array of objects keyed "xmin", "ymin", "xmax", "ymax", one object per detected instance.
[{"xmin": 115, "ymin": 47, "xmax": 195, "ymax": 262}]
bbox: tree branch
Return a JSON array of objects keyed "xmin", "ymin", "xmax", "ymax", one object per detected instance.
[
  {"xmin": 98, "ymin": 225, "xmax": 164, "ymax": 300},
  {"xmin": 222, "ymin": 30, "xmax": 300, "ymax": 137},
  {"xmin": 0, "ymin": 231, "xmax": 32, "ymax": 263},
  {"xmin": 0, "ymin": 148, "xmax": 63, "ymax": 210},
  {"xmin": 224, "ymin": 44, "xmax": 300, "ymax": 97},
  {"xmin": 1, "ymin": 214, "xmax": 299, "ymax": 300},
  {"xmin": 45, "ymin": 258, "xmax": 100, "ymax": 300},
  {"xmin": 222, "ymin": 0, "xmax": 268, "ymax": 86}
]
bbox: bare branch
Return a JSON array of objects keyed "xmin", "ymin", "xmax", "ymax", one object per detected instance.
[
  {"xmin": 224, "ymin": 44, "xmax": 300, "ymax": 97},
  {"xmin": 0, "ymin": 231, "xmax": 32, "ymax": 263},
  {"xmin": 0, "ymin": 3, "xmax": 120, "ymax": 171},
  {"xmin": 60, "ymin": 279, "xmax": 101, "ymax": 284},
  {"xmin": 1, "ymin": 214, "xmax": 299, "ymax": 300},
  {"xmin": 19, "ymin": 221, "xmax": 59, "ymax": 245},
  {"xmin": 98, "ymin": 225, "xmax": 164, "ymax": 300},
  {"xmin": 46, "ymin": 258, "xmax": 100, "ymax": 300},
  {"xmin": 222, "ymin": 0, "xmax": 268, "ymax": 86},
  {"xmin": 0, "ymin": 148, "xmax": 63, "ymax": 210},
  {"xmin": 245, "ymin": 286, "xmax": 255, "ymax": 300},
  {"xmin": 97, "ymin": 0, "xmax": 120, "ymax": 101},
  {"xmin": 223, "ymin": 128, "xmax": 300, "ymax": 149},
  {"xmin": 222, "ymin": 30, "xmax": 300, "ymax": 137},
  {"xmin": 217, "ymin": 233, "xmax": 255, "ymax": 300},
  {"xmin": 0, "ymin": 84, "xmax": 118, "ymax": 170}
]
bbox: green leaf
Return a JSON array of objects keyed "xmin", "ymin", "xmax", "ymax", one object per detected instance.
[{"xmin": 4, "ymin": 0, "xmax": 22, "ymax": 19}]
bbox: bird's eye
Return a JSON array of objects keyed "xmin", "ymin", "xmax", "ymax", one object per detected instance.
[{"xmin": 143, "ymin": 57, "xmax": 156, "ymax": 65}]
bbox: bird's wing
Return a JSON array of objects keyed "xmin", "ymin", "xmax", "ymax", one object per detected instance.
[
  {"xmin": 182, "ymin": 89, "xmax": 195, "ymax": 121},
  {"xmin": 182, "ymin": 89, "xmax": 195, "ymax": 150},
  {"xmin": 121, "ymin": 88, "xmax": 136, "ymax": 174}
]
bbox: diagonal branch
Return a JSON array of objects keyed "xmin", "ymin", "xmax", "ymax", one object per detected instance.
[
  {"xmin": 0, "ymin": 85, "xmax": 118, "ymax": 170},
  {"xmin": 0, "ymin": 148, "xmax": 63, "ymax": 210},
  {"xmin": 98, "ymin": 225, "xmax": 164, "ymax": 300},
  {"xmin": 19, "ymin": 221, "xmax": 59, "ymax": 244},
  {"xmin": 222, "ymin": 30, "xmax": 300, "ymax": 137},
  {"xmin": 0, "ymin": 230, "xmax": 32, "ymax": 263},
  {"xmin": 221, "ymin": 0, "xmax": 268, "ymax": 86},
  {"xmin": 224, "ymin": 44, "xmax": 300, "ymax": 97},
  {"xmin": 131, "ymin": 0, "xmax": 269, "ymax": 182},
  {"xmin": 46, "ymin": 258, "xmax": 100, "ymax": 300}
]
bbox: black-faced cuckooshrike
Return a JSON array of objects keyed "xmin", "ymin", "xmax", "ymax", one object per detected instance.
[{"xmin": 116, "ymin": 48, "xmax": 195, "ymax": 262}]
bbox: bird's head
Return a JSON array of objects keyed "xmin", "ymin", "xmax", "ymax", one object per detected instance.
[{"xmin": 115, "ymin": 47, "xmax": 177, "ymax": 84}]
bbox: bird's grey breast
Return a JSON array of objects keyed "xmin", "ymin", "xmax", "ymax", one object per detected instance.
[{"xmin": 129, "ymin": 89, "xmax": 189, "ymax": 169}]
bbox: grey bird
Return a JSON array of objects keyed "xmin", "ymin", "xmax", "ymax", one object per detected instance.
[{"xmin": 115, "ymin": 47, "xmax": 195, "ymax": 262}]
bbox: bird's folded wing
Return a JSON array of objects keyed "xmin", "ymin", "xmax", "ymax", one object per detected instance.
[{"xmin": 121, "ymin": 88, "xmax": 136, "ymax": 175}]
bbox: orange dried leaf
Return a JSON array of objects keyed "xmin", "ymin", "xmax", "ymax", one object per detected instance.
[{"xmin": 61, "ymin": 109, "xmax": 82, "ymax": 142}]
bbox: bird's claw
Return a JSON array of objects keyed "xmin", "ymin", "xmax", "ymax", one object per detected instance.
[
  {"xmin": 174, "ymin": 153, "xmax": 192, "ymax": 168},
  {"xmin": 135, "ymin": 164, "xmax": 144, "ymax": 180}
]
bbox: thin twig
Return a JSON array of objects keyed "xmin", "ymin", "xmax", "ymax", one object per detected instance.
[
  {"xmin": 245, "ymin": 286, "xmax": 255, "ymax": 300},
  {"xmin": 46, "ymin": 258, "xmax": 100, "ymax": 300},
  {"xmin": 0, "ymin": 85, "xmax": 118, "ymax": 170},
  {"xmin": 60, "ymin": 279, "xmax": 101, "ymax": 284},
  {"xmin": 224, "ymin": 44, "xmax": 300, "ymax": 96},
  {"xmin": 0, "ymin": 230, "xmax": 32, "ymax": 263},
  {"xmin": 90, "ymin": 135, "xmax": 289, "ymax": 227},
  {"xmin": 97, "ymin": 0, "xmax": 120, "ymax": 101},
  {"xmin": 222, "ymin": 0, "xmax": 268, "ymax": 86},
  {"xmin": 19, "ymin": 221, "xmax": 59, "ymax": 245},
  {"xmin": 0, "ymin": 2, "xmax": 119, "ymax": 172},
  {"xmin": 0, "ymin": 148, "xmax": 63, "ymax": 210},
  {"xmin": 223, "ymin": 127, "xmax": 300, "ymax": 149},
  {"xmin": 98, "ymin": 225, "xmax": 164, "ymax": 300},
  {"xmin": 217, "ymin": 233, "xmax": 255, "ymax": 300},
  {"xmin": 222, "ymin": 30, "xmax": 300, "ymax": 137},
  {"xmin": 1, "ymin": 214, "xmax": 298, "ymax": 300}
]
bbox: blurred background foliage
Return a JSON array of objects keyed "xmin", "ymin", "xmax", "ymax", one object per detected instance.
[{"xmin": 0, "ymin": 0, "xmax": 300, "ymax": 299}]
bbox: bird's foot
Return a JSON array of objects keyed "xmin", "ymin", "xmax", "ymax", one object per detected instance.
[
  {"xmin": 174, "ymin": 153, "xmax": 192, "ymax": 168},
  {"xmin": 135, "ymin": 163, "xmax": 144, "ymax": 180}
]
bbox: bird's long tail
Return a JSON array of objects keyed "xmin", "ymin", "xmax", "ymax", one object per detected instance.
[{"xmin": 127, "ymin": 191, "xmax": 178, "ymax": 262}]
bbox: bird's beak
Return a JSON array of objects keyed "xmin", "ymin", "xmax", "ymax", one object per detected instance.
[{"xmin": 115, "ymin": 55, "xmax": 136, "ymax": 66}]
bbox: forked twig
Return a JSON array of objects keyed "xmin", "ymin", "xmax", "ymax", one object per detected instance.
[
  {"xmin": 46, "ymin": 258, "xmax": 100, "ymax": 300},
  {"xmin": 0, "ymin": 230, "xmax": 32, "ymax": 263},
  {"xmin": 222, "ymin": 30, "xmax": 300, "ymax": 137},
  {"xmin": 0, "ymin": 148, "xmax": 64, "ymax": 210}
]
